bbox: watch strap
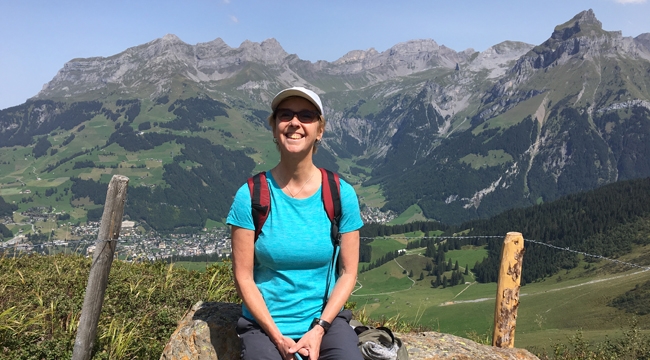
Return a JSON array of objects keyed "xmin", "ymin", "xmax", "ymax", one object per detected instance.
[{"xmin": 311, "ymin": 318, "xmax": 332, "ymax": 333}]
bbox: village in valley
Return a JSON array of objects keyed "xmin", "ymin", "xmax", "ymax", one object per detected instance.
[{"xmin": 1, "ymin": 205, "xmax": 396, "ymax": 262}]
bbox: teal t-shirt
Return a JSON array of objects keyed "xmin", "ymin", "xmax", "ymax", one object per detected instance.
[{"xmin": 226, "ymin": 171, "xmax": 363, "ymax": 338}]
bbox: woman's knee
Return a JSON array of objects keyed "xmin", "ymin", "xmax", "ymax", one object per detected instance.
[
  {"xmin": 319, "ymin": 312, "xmax": 363, "ymax": 360},
  {"xmin": 236, "ymin": 317, "xmax": 283, "ymax": 360}
]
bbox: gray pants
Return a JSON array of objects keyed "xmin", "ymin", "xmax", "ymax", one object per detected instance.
[{"xmin": 236, "ymin": 310, "xmax": 363, "ymax": 360}]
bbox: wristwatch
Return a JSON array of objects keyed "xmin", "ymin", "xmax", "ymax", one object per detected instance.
[{"xmin": 311, "ymin": 318, "xmax": 332, "ymax": 333}]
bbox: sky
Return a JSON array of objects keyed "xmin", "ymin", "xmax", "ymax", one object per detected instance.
[{"xmin": 1, "ymin": 0, "xmax": 649, "ymax": 110}]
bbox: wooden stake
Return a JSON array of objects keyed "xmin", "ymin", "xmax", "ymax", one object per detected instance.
[
  {"xmin": 72, "ymin": 175, "xmax": 129, "ymax": 360},
  {"xmin": 492, "ymin": 232, "xmax": 525, "ymax": 348}
]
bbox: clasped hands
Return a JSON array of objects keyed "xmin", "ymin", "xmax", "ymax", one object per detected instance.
[{"xmin": 277, "ymin": 325, "xmax": 325, "ymax": 360}]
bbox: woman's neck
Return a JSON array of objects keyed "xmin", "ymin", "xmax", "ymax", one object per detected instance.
[
  {"xmin": 272, "ymin": 158, "xmax": 320, "ymax": 198},
  {"xmin": 274, "ymin": 160, "xmax": 315, "ymax": 180}
]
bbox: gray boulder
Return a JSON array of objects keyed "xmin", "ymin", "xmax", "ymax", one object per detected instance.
[{"xmin": 160, "ymin": 301, "xmax": 540, "ymax": 360}]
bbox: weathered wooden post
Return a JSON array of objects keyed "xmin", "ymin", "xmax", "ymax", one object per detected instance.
[
  {"xmin": 492, "ymin": 232, "xmax": 525, "ymax": 348},
  {"xmin": 72, "ymin": 175, "xmax": 129, "ymax": 360}
]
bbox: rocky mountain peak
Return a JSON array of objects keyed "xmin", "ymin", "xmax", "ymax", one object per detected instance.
[
  {"xmin": 636, "ymin": 33, "xmax": 650, "ymax": 51},
  {"xmin": 551, "ymin": 9, "xmax": 604, "ymax": 41},
  {"xmin": 388, "ymin": 39, "xmax": 441, "ymax": 55},
  {"xmin": 467, "ymin": 41, "xmax": 533, "ymax": 78},
  {"xmin": 161, "ymin": 34, "xmax": 183, "ymax": 43},
  {"xmin": 199, "ymin": 37, "xmax": 229, "ymax": 48},
  {"xmin": 237, "ymin": 38, "xmax": 288, "ymax": 64},
  {"xmin": 334, "ymin": 48, "xmax": 379, "ymax": 64},
  {"xmin": 573, "ymin": 9, "xmax": 600, "ymax": 26}
]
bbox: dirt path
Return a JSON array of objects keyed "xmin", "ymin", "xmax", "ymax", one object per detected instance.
[
  {"xmin": 439, "ymin": 268, "xmax": 650, "ymax": 306},
  {"xmin": 352, "ymin": 257, "xmax": 649, "ymax": 305}
]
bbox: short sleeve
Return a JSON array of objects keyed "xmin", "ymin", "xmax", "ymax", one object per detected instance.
[
  {"xmin": 338, "ymin": 179, "xmax": 364, "ymax": 233},
  {"xmin": 226, "ymin": 183, "xmax": 255, "ymax": 230}
]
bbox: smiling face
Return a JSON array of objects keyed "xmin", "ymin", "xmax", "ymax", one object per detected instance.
[{"xmin": 272, "ymin": 96, "xmax": 324, "ymax": 156}]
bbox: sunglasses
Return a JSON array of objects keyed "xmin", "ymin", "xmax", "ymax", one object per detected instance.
[{"xmin": 275, "ymin": 109, "xmax": 320, "ymax": 123}]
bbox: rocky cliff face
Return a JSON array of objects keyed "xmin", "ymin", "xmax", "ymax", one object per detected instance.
[
  {"xmin": 36, "ymin": 34, "xmax": 526, "ymax": 103},
  {"xmin": 38, "ymin": 34, "xmax": 291, "ymax": 99}
]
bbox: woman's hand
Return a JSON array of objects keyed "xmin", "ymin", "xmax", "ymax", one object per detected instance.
[
  {"xmin": 275, "ymin": 336, "xmax": 303, "ymax": 359},
  {"xmin": 290, "ymin": 325, "xmax": 325, "ymax": 359}
]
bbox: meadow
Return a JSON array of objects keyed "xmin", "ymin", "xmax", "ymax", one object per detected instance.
[{"xmin": 352, "ymin": 239, "xmax": 650, "ymax": 353}]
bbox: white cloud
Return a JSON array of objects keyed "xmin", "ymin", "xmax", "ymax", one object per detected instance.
[
  {"xmin": 223, "ymin": 0, "xmax": 231, "ymax": 4},
  {"xmin": 230, "ymin": 15, "xmax": 239, "ymax": 23},
  {"xmin": 615, "ymin": 0, "xmax": 646, "ymax": 3}
]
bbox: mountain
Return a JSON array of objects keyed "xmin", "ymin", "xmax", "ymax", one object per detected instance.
[{"xmin": 1, "ymin": 9, "xmax": 650, "ymax": 231}]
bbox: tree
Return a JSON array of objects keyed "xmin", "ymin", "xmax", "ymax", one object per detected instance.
[{"xmin": 419, "ymin": 272, "xmax": 424, "ymax": 281}]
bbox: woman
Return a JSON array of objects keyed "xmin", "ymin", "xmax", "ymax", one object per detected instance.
[{"xmin": 227, "ymin": 86, "xmax": 364, "ymax": 360}]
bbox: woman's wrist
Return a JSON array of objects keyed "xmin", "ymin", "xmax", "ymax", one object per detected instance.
[{"xmin": 310, "ymin": 318, "xmax": 331, "ymax": 333}]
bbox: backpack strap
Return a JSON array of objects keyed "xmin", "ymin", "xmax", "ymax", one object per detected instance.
[
  {"xmin": 247, "ymin": 171, "xmax": 270, "ymax": 241},
  {"xmin": 319, "ymin": 168, "xmax": 342, "ymax": 248},
  {"xmin": 248, "ymin": 169, "xmax": 341, "ymax": 244},
  {"xmin": 320, "ymin": 168, "xmax": 342, "ymax": 306}
]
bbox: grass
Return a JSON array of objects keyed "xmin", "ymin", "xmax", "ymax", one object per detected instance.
[
  {"xmin": 173, "ymin": 260, "xmax": 212, "ymax": 272},
  {"xmin": 388, "ymin": 204, "xmax": 428, "ymax": 224},
  {"xmin": 2, "ymin": 242, "xmax": 650, "ymax": 359},
  {"xmin": 0, "ymin": 253, "xmax": 238, "ymax": 359},
  {"xmin": 446, "ymin": 246, "xmax": 488, "ymax": 271},
  {"xmin": 365, "ymin": 237, "xmax": 407, "ymax": 262},
  {"xmin": 352, "ymin": 244, "xmax": 650, "ymax": 355},
  {"xmin": 459, "ymin": 150, "xmax": 514, "ymax": 170},
  {"xmin": 354, "ymin": 184, "xmax": 386, "ymax": 209}
]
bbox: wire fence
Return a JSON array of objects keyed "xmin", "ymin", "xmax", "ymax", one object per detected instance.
[
  {"xmin": 3, "ymin": 233, "xmax": 650, "ymax": 271},
  {"xmin": 360, "ymin": 234, "xmax": 650, "ymax": 271}
]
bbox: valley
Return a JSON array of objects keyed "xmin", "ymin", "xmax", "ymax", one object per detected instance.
[{"xmin": 353, "ymin": 239, "xmax": 650, "ymax": 351}]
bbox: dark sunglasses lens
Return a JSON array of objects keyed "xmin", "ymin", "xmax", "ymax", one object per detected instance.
[
  {"xmin": 297, "ymin": 111, "xmax": 317, "ymax": 123},
  {"xmin": 276, "ymin": 109, "xmax": 318, "ymax": 123},
  {"xmin": 277, "ymin": 110, "xmax": 294, "ymax": 121}
]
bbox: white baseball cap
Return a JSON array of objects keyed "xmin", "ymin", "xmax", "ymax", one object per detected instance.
[{"xmin": 271, "ymin": 87, "xmax": 323, "ymax": 115}]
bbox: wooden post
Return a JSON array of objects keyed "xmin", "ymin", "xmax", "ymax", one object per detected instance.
[
  {"xmin": 72, "ymin": 175, "xmax": 129, "ymax": 360},
  {"xmin": 492, "ymin": 232, "xmax": 525, "ymax": 348}
]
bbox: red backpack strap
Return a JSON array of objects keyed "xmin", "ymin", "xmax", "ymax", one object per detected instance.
[
  {"xmin": 320, "ymin": 168, "xmax": 342, "ymax": 246},
  {"xmin": 247, "ymin": 171, "xmax": 270, "ymax": 241},
  {"xmin": 320, "ymin": 168, "xmax": 343, "ymax": 305}
]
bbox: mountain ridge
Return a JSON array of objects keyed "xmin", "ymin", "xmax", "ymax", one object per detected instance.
[{"xmin": 2, "ymin": 9, "xmax": 650, "ymax": 230}]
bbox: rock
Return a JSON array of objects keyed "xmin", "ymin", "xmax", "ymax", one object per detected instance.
[
  {"xmin": 160, "ymin": 301, "xmax": 540, "ymax": 360},
  {"xmin": 160, "ymin": 301, "xmax": 241, "ymax": 360},
  {"xmin": 398, "ymin": 332, "xmax": 540, "ymax": 360}
]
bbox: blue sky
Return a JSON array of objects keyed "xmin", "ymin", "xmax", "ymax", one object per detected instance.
[{"xmin": 1, "ymin": 0, "xmax": 649, "ymax": 110}]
